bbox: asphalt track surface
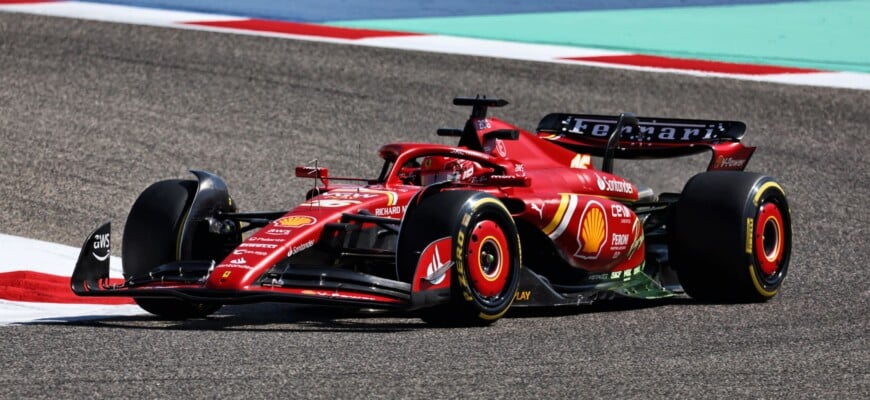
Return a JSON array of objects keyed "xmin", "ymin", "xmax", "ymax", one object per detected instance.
[{"xmin": 1, "ymin": 13, "xmax": 868, "ymax": 398}]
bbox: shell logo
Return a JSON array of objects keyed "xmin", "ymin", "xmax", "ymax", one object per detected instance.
[
  {"xmin": 575, "ymin": 201, "xmax": 607, "ymax": 260},
  {"xmin": 274, "ymin": 215, "xmax": 317, "ymax": 228}
]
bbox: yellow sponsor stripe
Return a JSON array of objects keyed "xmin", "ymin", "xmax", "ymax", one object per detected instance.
[
  {"xmin": 365, "ymin": 188, "xmax": 398, "ymax": 205},
  {"xmin": 335, "ymin": 188, "xmax": 398, "ymax": 205},
  {"xmin": 384, "ymin": 191, "xmax": 397, "ymax": 206},
  {"xmin": 542, "ymin": 194, "xmax": 570, "ymax": 236}
]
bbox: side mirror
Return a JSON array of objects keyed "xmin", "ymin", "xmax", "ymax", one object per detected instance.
[
  {"xmin": 295, "ymin": 166, "xmax": 329, "ymax": 187},
  {"xmin": 486, "ymin": 175, "xmax": 531, "ymax": 187},
  {"xmin": 484, "ymin": 129, "xmax": 520, "ymax": 140}
]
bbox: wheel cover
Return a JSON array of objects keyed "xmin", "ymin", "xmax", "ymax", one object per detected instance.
[
  {"xmin": 755, "ymin": 202, "xmax": 785, "ymax": 276},
  {"xmin": 466, "ymin": 220, "xmax": 509, "ymax": 299}
]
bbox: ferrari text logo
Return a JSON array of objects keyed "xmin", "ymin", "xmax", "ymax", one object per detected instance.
[{"xmin": 566, "ymin": 117, "xmax": 720, "ymax": 142}]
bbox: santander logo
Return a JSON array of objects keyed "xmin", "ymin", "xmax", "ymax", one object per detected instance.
[{"xmin": 596, "ymin": 174, "xmax": 633, "ymax": 194}]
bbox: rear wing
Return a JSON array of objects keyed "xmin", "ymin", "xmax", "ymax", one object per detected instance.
[{"xmin": 537, "ymin": 113, "xmax": 755, "ymax": 170}]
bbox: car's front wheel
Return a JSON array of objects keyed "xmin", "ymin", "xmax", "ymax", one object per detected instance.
[
  {"xmin": 398, "ymin": 191, "xmax": 521, "ymax": 325},
  {"xmin": 122, "ymin": 179, "xmax": 226, "ymax": 319}
]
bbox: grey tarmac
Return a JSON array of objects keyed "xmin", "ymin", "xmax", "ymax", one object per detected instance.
[{"xmin": 0, "ymin": 13, "xmax": 868, "ymax": 399}]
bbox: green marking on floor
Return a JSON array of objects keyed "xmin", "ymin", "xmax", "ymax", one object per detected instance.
[{"xmin": 327, "ymin": 0, "xmax": 870, "ymax": 73}]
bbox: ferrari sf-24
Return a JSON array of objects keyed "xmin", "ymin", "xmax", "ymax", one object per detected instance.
[{"xmin": 72, "ymin": 96, "xmax": 792, "ymax": 325}]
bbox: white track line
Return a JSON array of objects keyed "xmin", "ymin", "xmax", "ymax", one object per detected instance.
[
  {"xmin": 0, "ymin": 233, "xmax": 143, "ymax": 325},
  {"xmin": 0, "ymin": 300, "xmax": 142, "ymax": 325}
]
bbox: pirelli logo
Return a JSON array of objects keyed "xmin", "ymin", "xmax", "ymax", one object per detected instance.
[{"xmin": 745, "ymin": 218, "xmax": 754, "ymax": 254}]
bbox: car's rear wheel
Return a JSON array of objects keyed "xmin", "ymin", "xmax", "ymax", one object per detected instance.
[
  {"xmin": 398, "ymin": 191, "xmax": 521, "ymax": 325},
  {"xmin": 122, "ymin": 179, "xmax": 225, "ymax": 319},
  {"xmin": 670, "ymin": 171, "xmax": 792, "ymax": 302}
]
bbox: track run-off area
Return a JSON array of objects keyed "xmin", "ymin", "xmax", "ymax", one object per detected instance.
[
  {"xmin": 0, "ymin": 0, "xmax": 868, "ymax": 397},
  {"xmin": 1, "ymin": 0, "xmax": 869, "ymax": 89}
]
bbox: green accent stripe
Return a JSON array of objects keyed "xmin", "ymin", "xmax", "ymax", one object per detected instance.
[{"xmin": 327, "ymin": 0, "xmax": 870, "ymax": 73}]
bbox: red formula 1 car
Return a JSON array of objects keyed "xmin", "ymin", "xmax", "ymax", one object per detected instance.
[{"xmin": 72, "ymin": 97, "xmax": 792, "ymax": 325}]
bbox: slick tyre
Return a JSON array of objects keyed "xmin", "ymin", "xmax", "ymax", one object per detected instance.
[
  {"xmin": 122, "ymin": 179, "xmax": 221, "ymax": 319},
  {"xmin": 399, "ymin": 191, "xmax": 521, "ymax": 326},
  {"xmin": 670, "ymin": 172, "xmax": 792, "ymax": 302}
]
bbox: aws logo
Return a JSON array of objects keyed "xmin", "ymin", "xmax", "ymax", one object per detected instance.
[
  {"xmin": 274, "ymin": 215, "xmax": 316, "ymax": 228},
  {"xmin": 575, "ymin": 201, "xmax": 607, "ymax": 260}
]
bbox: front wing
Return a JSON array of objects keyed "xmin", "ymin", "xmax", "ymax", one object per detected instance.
[
  {"xmin": 71, "ymin": 223, "xmax": 673, "ymax": 313},
  {"xmin": 71, "ymin": 223, "xmax": 416, "ymax": 309}
]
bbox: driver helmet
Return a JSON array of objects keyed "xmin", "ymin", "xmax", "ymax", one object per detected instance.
[{"xmin": 420, "ymin": 156, "xmax": 478, "ymax": 185}]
